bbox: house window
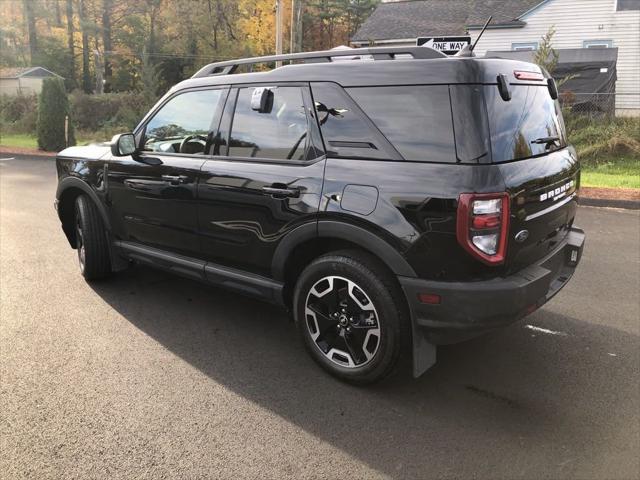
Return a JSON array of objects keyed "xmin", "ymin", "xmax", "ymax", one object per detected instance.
[
  {"xmin": 583, "ymin": 40, "xmax": 613, "ymax": 48},
  {"xmin": 511, "ymin": 42, "xmax": 538, "ymax": 51},
  {"xmin": 617, "ymin": 0, "xmax": 639, "ymax": 11}
]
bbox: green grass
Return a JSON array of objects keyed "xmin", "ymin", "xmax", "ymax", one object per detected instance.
[
  {"xmin": 581, "ymin": 156, "xmax": 640, "ymax": 189},
  {"xmin": 0, "ymin": 133, "xmax": 93, "ymax": 150},
  {"xmin": 0, "ymin": 133, "xmax": 38, "ymax": 148}
]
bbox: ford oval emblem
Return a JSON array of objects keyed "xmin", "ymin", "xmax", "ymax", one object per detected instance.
[{"xmin": 515, "ymin": 230, "xmax": 529, "ymax": 243}]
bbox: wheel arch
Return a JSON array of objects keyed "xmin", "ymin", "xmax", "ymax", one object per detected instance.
[
  {"xmin": 56, "ymin": 177, "xmax": 111, "ymax": 248},
  {"xmin": 272, "ymin": 220, "xmax": 417, "ymax": 306}
]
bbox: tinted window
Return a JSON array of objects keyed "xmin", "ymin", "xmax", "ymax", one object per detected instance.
[
  {"xmin": 449, "ymin": 85, "xmax": 491, "ymax": 163},
  {"xmin": 617, "ymin": 0, "xmax": 639, "ymax": 10},
  {"xmin": 311, "ymin": 83, "xmax": 394, "ymax": 160},
  {"xmin": 228, "ymin": 86, "xmax": 308, "ymax": 160},
  {"xmin": 484, "ymin": 85, "xmax": 566, "ymax": 162},
  {"xmin": 143, "ymin": 89, "xmax": 225, "ymax": 154},
  {"xmin": 348, "ymin": 85, "xmax": 456, "ymax": 163}
]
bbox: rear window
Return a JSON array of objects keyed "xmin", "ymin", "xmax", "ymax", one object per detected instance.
[
  {"xmin": 347, "ymin": 86, "xmax": 456, "ymax": 163},
  {"xmin": 484, "ymin": 85, "xmax": 567, "ymax": 163}
]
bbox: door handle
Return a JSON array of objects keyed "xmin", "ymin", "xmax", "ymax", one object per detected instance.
[
  {"xmin": 262, "ymin": 186, "xmax": 300, "ymax": 198},
  {"xmin": 161, "ymin": 174, "xmax": 188, "ymax": 185}
]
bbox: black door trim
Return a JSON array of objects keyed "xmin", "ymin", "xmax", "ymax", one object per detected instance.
[{"xmin": 116, "ymin": 241, "xmax": 284, "ymax": 304}]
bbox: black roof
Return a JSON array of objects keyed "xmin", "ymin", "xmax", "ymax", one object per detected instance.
[{"xmin": 352, "ymin": 0, "xmax": 545, "ymax": 42}]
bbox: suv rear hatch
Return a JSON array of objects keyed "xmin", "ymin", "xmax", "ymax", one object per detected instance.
[{"xmin": 484, "ymin": 81, "xmax": 579, "ymax": 272}]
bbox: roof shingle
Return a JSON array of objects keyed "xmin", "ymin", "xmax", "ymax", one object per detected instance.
[{"xmin": 352, "ymin": 0, "xmax": 546, "ymax": 42}]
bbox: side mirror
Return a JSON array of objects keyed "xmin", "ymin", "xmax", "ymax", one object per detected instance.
[
  {"xmin": 251, "ymin": 87, "xmax": 274, "ymax": 113},
  {"xmin": 111, "ymin": 133, "xmax": 137, "ymax": 157}
]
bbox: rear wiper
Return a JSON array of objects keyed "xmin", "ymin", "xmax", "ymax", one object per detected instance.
[{"xmin": 531, "ymin": 136, "xmax": 560, "ymax": 145}]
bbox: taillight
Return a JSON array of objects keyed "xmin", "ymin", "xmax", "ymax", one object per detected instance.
[{"xmin": 456, "ymin": 193, "xmax": 510, "ymax": 265}]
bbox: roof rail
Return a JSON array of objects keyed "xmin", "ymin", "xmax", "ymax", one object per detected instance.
[{"xmin": 191, "ymin": 46, "xmax": 447, "ymax": 78}]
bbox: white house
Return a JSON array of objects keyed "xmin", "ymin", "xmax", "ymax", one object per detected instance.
[
  {"xmin": 352, "ymin": 0, "xmax": 640, "ymax": 115},
  {"xmin": 0, "ymin": 67, "xmax": 63, "ymax": 96}
]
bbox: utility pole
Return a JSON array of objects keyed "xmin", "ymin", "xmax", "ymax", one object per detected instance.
[
  {"xmin": 275, "ymin": 0, "xmax": 283, "ymax": 67},
  {"xmin": 290, "ymin": 0, "xmax": 295, "ymax": 54}
]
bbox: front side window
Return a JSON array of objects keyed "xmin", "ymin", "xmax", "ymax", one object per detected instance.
[
  {"xmin": 143, "ymin": 89, "xmax": 226, "ymax": 155},
  {"xmin": 228, "ymin": 86, "xmax": 308, "ymax": 160}
]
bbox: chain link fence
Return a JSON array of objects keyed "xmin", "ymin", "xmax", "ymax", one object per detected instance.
[{"xmin": 560, "ymin": 92, "xmax": 640, "ymax": 118}]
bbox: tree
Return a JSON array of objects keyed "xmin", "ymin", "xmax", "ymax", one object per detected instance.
[
  {"xmin": 102, "ymin": 0, "xmax": 113, "ymax": 91},
  {"xmin": 533, "ymin": 26, "xmax": 559, "ymax": 75},
  {"xmin": 37, "ymin": 77, "xmax": 75, "ymax": 151},
  {"xmin": 78, "ymin": 0, "xmax": 92, "ymax": 93},
  {"xmin": 65, "ymin": 0, "xmax": 76, "ymax": 89},
  {"xmin": 23, "ymin": 0, "xmax": 38, "ymax": 62},
  {"xmin": 533, "ymin": 26, "xmax": 576, "ymax": 87},
  {"xmin": 140, "ymin": 52, "xmax": 161, "ymax": 105}
]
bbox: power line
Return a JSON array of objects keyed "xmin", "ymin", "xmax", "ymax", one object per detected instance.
[{"xmin": 102, "ymin": 50, "xmax": 234, "ymax": 61}]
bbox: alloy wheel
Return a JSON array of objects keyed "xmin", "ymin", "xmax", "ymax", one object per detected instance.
[
  {"xmin": 304, "ymin": 276, "xmax": 381, "ymax": 368},
  {"xmin": 76, "ymin": 212, "xmax": 86, "ymax": 273}
]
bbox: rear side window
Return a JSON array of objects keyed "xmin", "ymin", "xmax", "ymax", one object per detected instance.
[
  {"xmin": 228, "ymin": 86, "xmax": 308, "ymax": 160},
  {"xmin": 310, "ymin": 83, "xmax": 397, "ymax": 160},
  {"xmin": 347, "ymin": 85, "xmax": 456, "ymax": 163},
  {"xmin": 484, "ymin": 85, "xmax": 567, "ymax": 162}
]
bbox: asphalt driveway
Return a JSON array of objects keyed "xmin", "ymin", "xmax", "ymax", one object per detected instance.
[{"xmin": 1, "ymin": 156, "xmax": 639, "ymax": 479}]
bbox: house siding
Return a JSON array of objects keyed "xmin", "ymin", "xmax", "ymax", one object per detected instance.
[
  {"xmin": 0, "ymin": 77, "xmax": 45, "ymax": 96},
  {"xmin": 470, "ymin": 0, "xmax": 640, "ymax": 115}
]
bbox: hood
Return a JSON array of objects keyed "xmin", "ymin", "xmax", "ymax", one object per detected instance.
[{"xmin": 57, "ymin": 143, "xmax": 111, "ymax": 160}]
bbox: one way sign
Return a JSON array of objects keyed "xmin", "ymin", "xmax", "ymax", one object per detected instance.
[{"xmin": 417, "ymin": 36, "xmax": 471, "ymax": 55}]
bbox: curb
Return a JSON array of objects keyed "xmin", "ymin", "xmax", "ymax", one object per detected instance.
[
  {"xmin": 579, "ymin": 197, "xmax": 640, "ymax": 210},
  {"xmin": 0, "ymin": 151, "xmax": 56, "ymax": 159}
]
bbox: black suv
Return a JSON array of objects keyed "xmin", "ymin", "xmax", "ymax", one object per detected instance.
[{"xmin": 55, "ymin": 47, "xmax": 585, "ymax": 384}]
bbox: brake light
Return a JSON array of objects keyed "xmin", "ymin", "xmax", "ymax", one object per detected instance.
[
  {"xmin": 456, "ymin": 193, "xmax": 510, "ymax": 265},
  {"xmin": 514, "ymin": 70, "xmax": 545, "ymax": 81}
]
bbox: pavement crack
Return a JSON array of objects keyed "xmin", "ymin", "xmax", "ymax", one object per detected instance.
[{"xmin": 464, "ymin": 385, "xmax": 520, "ymax": 408}]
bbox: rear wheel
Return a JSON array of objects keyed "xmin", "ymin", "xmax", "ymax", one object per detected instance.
[
  {"xmin": 74, "ymin": 195, "xmax": 111, "ymax": 280},
  {"xmin": 293, "ymin": 251, "xmax": 410, "ymax": 384}
]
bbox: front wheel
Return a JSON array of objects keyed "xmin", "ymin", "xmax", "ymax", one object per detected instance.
[
  {"xmin": 293, "ymin": 251, "xmax": 410, "ymax": 384},
  {"xmin": 74, "ymin": 194, "xmax": 111, "ymax": 280}
]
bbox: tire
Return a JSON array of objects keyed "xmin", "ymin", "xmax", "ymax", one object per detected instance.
[
  {"xmin": 74, "ymin": 194, "xmax": 111, "ymax": 280},
  {"xmin": 293, "ymin": 250, "xmax": 410, "ymax": 384}
]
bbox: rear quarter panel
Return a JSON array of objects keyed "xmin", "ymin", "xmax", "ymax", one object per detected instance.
[{"xmin": 321, "ymin": 158, "xmax": 507, "ymax": 281}]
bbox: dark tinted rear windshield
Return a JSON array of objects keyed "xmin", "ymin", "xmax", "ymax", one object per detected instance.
[{"xmin": 484, "ymin": 85, "xmax": 567, "ymax": 163}]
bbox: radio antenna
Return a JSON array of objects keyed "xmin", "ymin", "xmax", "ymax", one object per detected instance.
[{"xmin": 470, "ymin": 16, "xmax": 492, "ymax": 52}]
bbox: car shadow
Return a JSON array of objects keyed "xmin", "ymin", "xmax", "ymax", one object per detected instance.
[{"xmin": 89, "ymin": 265, "xmax": 640, "ymax": 479}]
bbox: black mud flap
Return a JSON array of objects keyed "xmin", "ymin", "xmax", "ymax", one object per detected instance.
[{"xmin": 412, "ymin": 319, "xmax": 437, "ymax": 378}]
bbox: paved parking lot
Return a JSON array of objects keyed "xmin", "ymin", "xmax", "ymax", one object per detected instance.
[{"xmin": 1, "ymin": 156, "xmax": 639, "ymax": 479}]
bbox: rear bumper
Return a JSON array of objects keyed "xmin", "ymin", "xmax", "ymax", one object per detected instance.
[{"xmin": 400, "ymin": 226, "xmax": 585, "ymax": 347}]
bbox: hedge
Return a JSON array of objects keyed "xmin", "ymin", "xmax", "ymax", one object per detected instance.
[
  {"xmin": 1, "ymin": 90, "xmax": 150, "ymax": 141},
  {"xmin": 36, "ymin": 77, "xmax": 75, "ymax": 151}
]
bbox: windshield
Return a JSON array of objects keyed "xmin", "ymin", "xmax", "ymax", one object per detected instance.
[{"xmin": 484, "ymin": 85, "xmax": 567, "ymax": 163}]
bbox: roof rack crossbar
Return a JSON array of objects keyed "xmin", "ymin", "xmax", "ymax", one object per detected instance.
[{"xmin": 191, "ymin": 46, "xmax": 446, "ymax": 78}]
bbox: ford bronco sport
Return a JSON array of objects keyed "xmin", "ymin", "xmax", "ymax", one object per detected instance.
[{"xmin": 55, "ymin": 46, "xmax": 585, "ymax": 384}]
